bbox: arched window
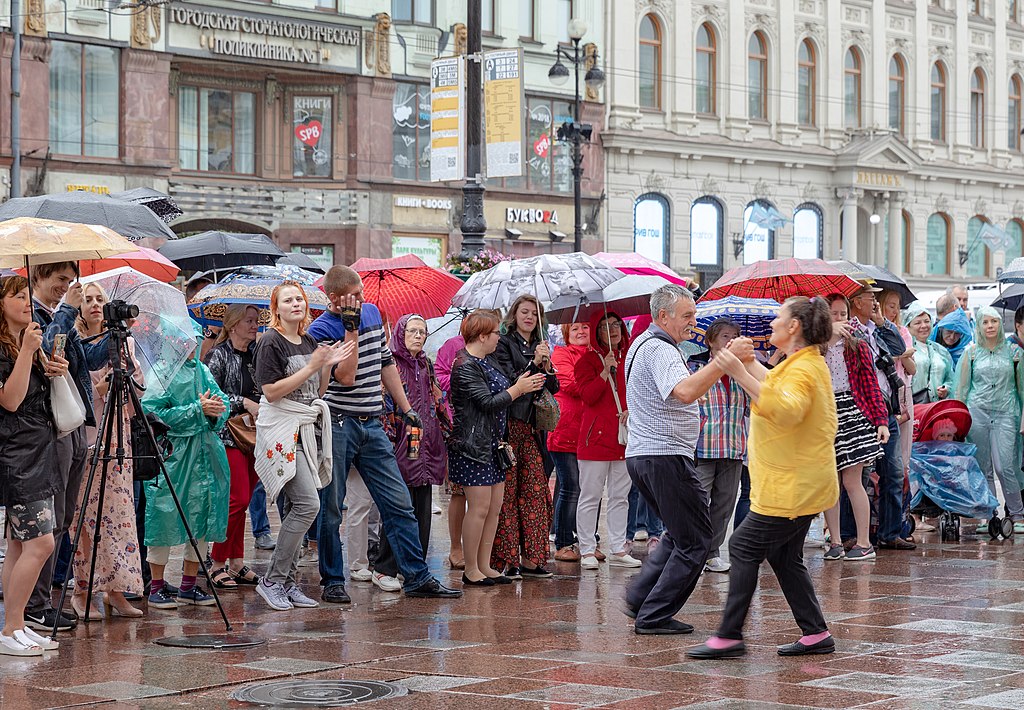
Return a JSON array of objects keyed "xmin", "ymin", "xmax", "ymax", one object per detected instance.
[
  {"xmin": 971, "ymin": 68, "xmax": 986, "ymax": 148},
  {"xmin": 634, "ymin": 193, "xmax": 670, "ymax": 264},
  {"xmin": 926, "ymin": 213, "xmax": 951, "ymax": 276},
  {"xmin": 1007, "ymin": 219, "xmax": 1024, "ymax": 260},
  {"xmin": 638, "ymin": 15, "xmax": 662, "ymax": 109},
  {"xmin": 690, "ymin": 196, "xmax": 723, "ymax": 267},
  {"xmin": 844, "ymin": 47, "xmax": 862, "ymax": 128},
  {"xmin": 792, "ymin": 204, "xmax": 823, "ymax": 259},
  {"xmin": 1010, "ymin": 76, "xmax": 1022, "ymax": 151},
  {"xmin": 888, "ymin": 55, "xmax": 906, "ymax": 135},
  {"xmin": 931, "ymin": 62, "xmax": 947, "ymax": 142},
  {"xmin": 743, "ymin": 199, "xmax": 777, "ymax": 264},
  {"xmin": 966, "ymin": 216, "xmax": 990, "ymax": 277},
  {"xmin": 695, "ymin": 23, "xmax": 717, "ymax": 115},
  {"xmin": 797, "ymin": 40, "xmax": 816, "ymax": 127},
  {"xmin": 747, "ymin": 32, "xmax": 768, "ymax": 121},
  {"xmin": 1013, "ymin": 0, "xmax": 1021, "ymax": 24}
]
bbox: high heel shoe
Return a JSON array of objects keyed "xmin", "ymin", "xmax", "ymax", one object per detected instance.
[
  {"xmin": 104, "ymin": 593, "xmax": 143, "ymax": 618},
  {"xmin": 71, "ymin": 594, "xmax": 98, "ymax": 622}
]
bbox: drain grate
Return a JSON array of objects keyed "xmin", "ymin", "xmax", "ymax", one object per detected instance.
[
  {"xmin": 153, "ymin": 634, "xmax": 266, "ymax": 649},
  {"xmin": 231, "ymin": 680, "xmax": 408, "ymax": 706}
]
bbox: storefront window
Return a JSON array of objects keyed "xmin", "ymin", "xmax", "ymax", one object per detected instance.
[
  {"xmin": 926, "ymin": 213, "xmax": 951, "ymax": 276},
  {"xmin": 392, "ymin": 83, "xmax": 431, "ymax": 181},
  {"xmin": 743, "ymin": 200, "xmax": 776, "ymax": 265},
  {"xmin": 689, "ymin": 197, "xmax": 721, "ymax": 267},
  {"xmin": 521, "ymin": 97, "xmax": 573, "ymax": 194},
  {"xmin": 293, "ymin": 96, "xmax": 332, "ymax": 178},
  {"xmin": 966, "ymin": 216, "xmax": 989, "ymax": 278},
  {"xmin": 178, "ymin": 87, "xmax": 255, "ymax": 174},
  {"xmin": 49, "ymin": 41, "xmax": 119, "ymax": 158},
  {"xmin": 1008, "ymin": 219, "xmax": 1024, "ymax": 260},
  {"xmin": 634, "ymin": 193, "xmax": 670, "ymax": 265},
  {"xmin": 792, "ymin": 204, "xmax": 822, "ymax": 260}
]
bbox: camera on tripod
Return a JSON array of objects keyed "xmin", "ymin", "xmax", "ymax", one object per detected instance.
[{"xmin": 103, "ymin": 299, "xmax": 139, "ymax": 327}]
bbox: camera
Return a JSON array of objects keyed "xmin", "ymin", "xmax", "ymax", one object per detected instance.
[
  {"xmin": 875, "ymin": 351, "xmax": 904, "ymax": 415},
  {"xmin": 103, "ymin": 299, "xmax": 140, "ymax": 325}
]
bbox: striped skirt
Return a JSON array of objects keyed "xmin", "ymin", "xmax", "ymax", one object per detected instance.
[{"xmin": 834, "ymin": 390, "xmax": 882, "ymax": 470}]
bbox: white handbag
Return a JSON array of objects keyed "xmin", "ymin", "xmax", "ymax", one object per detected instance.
[{"xmin": 50, "ymin": 372, "xmax": 87, "ymax": 438}]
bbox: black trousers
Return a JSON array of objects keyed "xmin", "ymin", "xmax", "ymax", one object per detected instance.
[
  {"xmin": 625, "ymin": 455, "xmax": 712, "ymax": 629},
  {"xmin": 717, "ymin": 511, "xmax": 828, "ymax": 641},
  {"xmin": 374, "ymin": 484, "xmax": 432, "ymax": 578}
]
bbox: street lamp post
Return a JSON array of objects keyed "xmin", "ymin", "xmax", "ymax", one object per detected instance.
[
  {"xmin": 548, "ymin": 19, "xmax": 605, "ymax": 253},
  {"xmin": 459, "ymin": 0, "xmax": 486, "ymax": 257}
]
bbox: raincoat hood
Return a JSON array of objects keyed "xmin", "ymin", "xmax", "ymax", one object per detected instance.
[
  {"xmin": 932, "ymin": 307, "xmax": 974, "ymax": 362},
  {"xmin": 588, "ymin": 310, "xmax": 631, "ymax": 357},
  {"xmin": 903, "ymin": 304, "xmax": 932, "ymax": 338},
  {"xmin": 973, "ymin": 306, "xmax": 1008, "ymax": 352},
  {"xmin": 391, "ymin": 313, "xmax": 428, "ymax": 366}
]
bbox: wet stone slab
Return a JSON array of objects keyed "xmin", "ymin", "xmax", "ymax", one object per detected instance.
[{"xmin": 800, "ymin": 671, "xmax": 963, "ymax": 696}]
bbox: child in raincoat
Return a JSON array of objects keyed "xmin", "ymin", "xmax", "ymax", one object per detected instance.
[
  {"xmin": 955, "ymin": 306, "xmax": 1024, "ymax": 532},
  {"xmin": 141, "ymin": 341, "xmax": 231, "ymax": 608}
]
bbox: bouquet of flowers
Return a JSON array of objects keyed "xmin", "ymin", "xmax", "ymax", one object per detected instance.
[{"xmin": 446, "ymin": 248, "xmax": 510, "ymax": 275}]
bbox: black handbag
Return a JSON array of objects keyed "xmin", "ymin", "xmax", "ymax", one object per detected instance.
[{"xmin": 131, "ymin": 412, "xmax": 172, "ymax": 482}]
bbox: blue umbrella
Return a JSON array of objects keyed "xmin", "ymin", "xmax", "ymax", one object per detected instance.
[
  {"xmin": 691, "ymin": 295, "xmax": 781, "ymax": 351},
  {"xmin": 188, "ymin": 273, "xmax": 330, "ymax": 330}
]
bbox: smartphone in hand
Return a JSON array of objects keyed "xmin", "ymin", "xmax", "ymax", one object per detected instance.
[{"xmin": 52, "ymin": 333, "xmax": 68, "ymax": 361}]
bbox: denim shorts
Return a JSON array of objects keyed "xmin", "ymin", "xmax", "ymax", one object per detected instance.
[{"xmin": 5, "ymin": 497, "xmax": 56, "ymax": 541}]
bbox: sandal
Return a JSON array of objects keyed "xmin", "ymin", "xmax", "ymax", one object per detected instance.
[
  {"xmin": 228, "ymin": 565, "xmax": 260, "ymax": 586},
  {"xmin": 447, "ymin": 555, "xmax": 465, "ymax": 570},
  {"xmin": 209, "ymin": 567, "xmax": 238, "ymax": 589}
]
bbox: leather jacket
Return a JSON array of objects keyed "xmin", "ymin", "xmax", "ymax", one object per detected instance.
[
  {"xmin": 449, "ymin": 350, "xmax": 513, "ymax": 465},
  {"xmin": 494, "ymin": 330, "xmax": 559, "ymax": 424}
]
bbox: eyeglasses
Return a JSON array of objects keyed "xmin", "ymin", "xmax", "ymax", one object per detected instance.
[{"xmin": 406, "ymin": 328, "xmax": 427, "ymax": 336}]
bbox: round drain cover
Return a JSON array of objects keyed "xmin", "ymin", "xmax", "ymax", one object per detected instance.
[
  {"xmin": 231, "ymin": 680, "xmax": 408, "ymax": 706},
  {"xmin": 153, "ymin": 634, "xmax": 266, "ymax": 649}
]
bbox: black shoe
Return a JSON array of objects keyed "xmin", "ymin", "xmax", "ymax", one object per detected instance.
[
  {"xmin": 123, "ymin": 592, "xmax": 142, "ymax": 602},
  {"xmin": 777, "ymin": 636, "xmax": 835, "ymax": 656},
  {"xmin": 520, "ymin": 565, "xmax": 553, "ymax": 578},
  {"xmin": 687, "ymin": 641, "xmax": 747, "ymax": 659},
  {"xmin": 635, "ymin": 619, "xmax": 695, "ymax": 635},
  {"xmin": 322, "ymin": 584, "xmax": 352, "ymax": 604},
  {"xmin": 461, "ymin": 574, "xmax": 495, "ymax": 587},
  {"xmin": 503, "ymin": 566, "xmax": 523, "ymax": 580},
  {"xmin": 877, "ymin": 538, "xmax": 916, "ymax": 550},
  {"xmin": 25, "ymin": 609, "xmax": 76, "ymax": 632},
  {"xmin": 622, "ymin": 604, "xmax": 639, "ymax": 619},
  {"xmin": 487, "ymin": 575, "xmax": 514, "ymax": 585},
  {"xmin": 405, "ymin": 578, "xmax": 463, "ymax": 599}
]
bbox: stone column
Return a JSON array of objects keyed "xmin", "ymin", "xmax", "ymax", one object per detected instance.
[
  {"xmin": 838, "ymin": 188, "xmax": 860, "ymax": 261},
  {"xmin": 888, "ymin": 193, "xmax": 903, "ymax": 273}
]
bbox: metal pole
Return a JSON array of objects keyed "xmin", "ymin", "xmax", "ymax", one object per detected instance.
[
  {"xmin": 459, "ymin": 0, "xmax": 486, "ymax": 257},
  {"xmin": 10, "ymin": 0, "xmax": 22, "ymax": 198},
  {"xmin": 571, "ymin": 39, "xmax": 583, "ymax": 253}
]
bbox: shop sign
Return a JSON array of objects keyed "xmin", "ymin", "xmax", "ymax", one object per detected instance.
[
  {"xmin": 291, "ymin": 245, "xmax": 334, "ymax": 272},
  {"xmin": 293, "ymin": 96, "xmax": 332, "ymax": 178},
  {"xmin": 394, "ymin": 196, "xmax": 453, "ymax": 210},
  {"xmin": 855, "ymin": 171, "xmax": 902, "ymax": 188},
  {"xmin": 66, "ymin": 184, "xmax": 110, "ymax": 195},
  {"xmin": 392, "ymin": 236, "xmax": 443, "ymax": 268},
  {"xmin": 483, "ymin": 48, "xmax": 524, "ymax": 178},
  {"xmin": 430, "ymin": 57, "xmax": 465, "ymax": 182},
  {"xmin": 635, "ymin": 196, "xmax": 669, "ymax": 264},
  {"xmin": 506, "ymin": 207, "xmax": 559, "ymax": 224}
]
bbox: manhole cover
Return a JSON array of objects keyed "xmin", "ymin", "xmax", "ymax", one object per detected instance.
[
  {"xmin": 154, "ymin": 633, "xmax": 266, "ymax": 649},
  {"xmin": 231, "ymin": 680, "xmax": 408, "ymax": 706}
]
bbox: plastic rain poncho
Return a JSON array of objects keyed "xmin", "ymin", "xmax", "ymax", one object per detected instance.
[
  {"xmin": 904, "ymin": 304, "xmax": 955, "ymax": 402},
  {"xmin": 931, "ymin": 308, "xmax": 974, "ymax": 368},
  {"xmin": 954, "ymin": 306, "xmax": 1024, "ymax": 518},
  {"xmin": 141, "ymin": 352, "xmax": 231, "ymax": 547}
]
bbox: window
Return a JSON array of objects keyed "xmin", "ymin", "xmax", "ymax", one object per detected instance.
[
  {"xmin": 971, "ymin": 68, "xmax": 986, "ymax": 148},
  {"xmin": 926, "ymin": 213, "xmax": 951, "ymax": 275},
  {"xmin": 638, "ymin": 15, "xmax": 662, "ymax": 109},
  {"xmin": 49, "ymin": 41, "xmax": 119, "ymax": 158},
  {"xmin": 314, "ymin": 0, "xmax": 337, "ymax": 10},
  {"xmin": 844, "ymin": 47, "xmax": 862, "ymax": 129},
  {"xmin": 634, "ymin": 193, "xmax": 670, "ymax": 265},
  {"xmin": 482, "ymin": 0, "xmax": 494, "ymax": 33},
  {"xmin": 695, "ymin": 23, "xmax": 717, "ymax": 115},
  {"xmin": 293, "ymin": 96, "xmax": 332, "ymax": 178},
  {"xmin": 793, "ymin": 204, "xmax": 823, "ymax": 259},
  {"xmin": 524, "ymin": 97, "xmax": 572, "ymax": 193},
  {"xmin": 690, "ymin": 197, "xmax": 723, "ymax": 267},
  {"xmin": 902, "ymin": 210, "xmax": 912, "ymax": 274},
  {"xmin": 743, "ymin": 199, "xmax": 776, "ymax": 264},
  {"xmin": 1010, "ymin": 75, "xmax": 1022, "ymax": 151},
  {"xmin": 797, "ymin": 40, "xmax": 816, "ymax": 127},
  {"xmin": 966, "ymin": 216, "xmax": 990, "ymax": 277},
  {"xmin": 889, "ymin": 55, "xmax": 906, "ymax": 135},
  {"xmin": 1007, "ymin": 219, "xmax": 1024, "ymax": 259},
  {"xmin": 1013, "ymin": 0, "xmax": 1021, "ymax": 23},
  {"xmin": 392, "ymin": 0, "xmax": 432, "ymax": 24},
  {"xmin": 556, "ymin": 0, "xmax": 572, "ymax": 42},
  {"xmin": 178, "ymin": 87, "xmax": 255, "ymax": 174},
  {"xmin": 747, "ymin": 32, "xmax": 768, "ymax": 121},
  {"xmin": 519, "ymin": 1, "xmax": 534, "ymax": 39},
  {"xmin": 392, "ymin": 83, "xmax": 430, "ymax": 181},
  {"xmin": 970, "ymin": 0, "xmax": 982, "ymax": 14},
  {"xmin": 931, "ymin": 62, "xmax": 947, "ymax": 141}
]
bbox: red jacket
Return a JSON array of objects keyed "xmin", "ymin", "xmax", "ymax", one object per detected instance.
[
  {"xmin": 547, "ymin": 343, "xmax": 589, "ymax": 453},
  {"xmin": 574, "ymin": 312, "xmax": 632, "ymax": 461}
]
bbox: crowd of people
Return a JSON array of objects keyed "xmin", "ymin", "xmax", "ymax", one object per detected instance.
[{"xmin": 1, "ymin": 258, "xmax": 1021, "ymax": 661}]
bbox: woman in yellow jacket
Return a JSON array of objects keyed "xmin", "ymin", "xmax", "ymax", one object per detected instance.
[{"xmin": 688, "ymin": 296, "xmax": 839, "ymax": 660}]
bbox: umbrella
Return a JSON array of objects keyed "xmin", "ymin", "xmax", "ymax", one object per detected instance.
[
  {"xmin": 0, "ymin": 191, "xmax": 177, "ymax": 241},
  {"xmin": 451, "ymin": 252, "xmax": 625, "ymax": 310},
  {"xmin": 277, "ymin": 252, "xmax": 326, "ymax": 274},
  {"xmin": 0, "ymin": 217, "xmax": 137, "ymax": 269},
  {"xmin": 593, "ymin": 251, "xmax": 692, "ymax": 287},
  {"xmin": 701, "ymin": 258, "xmax": 861, "ymax": 303},
  {"xmin": 78, "ymin": 267, "xmax": 196, "ymax": 398},
  {"xmin": 110, "ymin": 187, "xmax": 183, "ymax": 224},
  {"xmin": 999, "ymin": 257, "xmax": 1024, "ymax": 284},
  {"xmin": 158, "ymin": 231, "xmax": 284, "ymax": 273},
  {"xmin": 992, "ymin": 283, "xmax": 1024, "ymax": 311},
  {"xmin": 12, "ymin": 246, "xmax": 180, "ymax": 283},
  {"xmin": 234, "ymin": 264, "xmax": 321, "ymax": 285},
  {"xmin": 188, "ymin": 272, "xmax": 330, "ymax": 330},
  {"xmin": 546, "ymin": 275, "xmax": 669, "ymax": 324},
  {"xmin": 691, "ymin": 296, "xmax": 781, "ymax": 352},
  {"xmin": 828, "ymin": 260, "xmax": 917, "ymax": 307}
]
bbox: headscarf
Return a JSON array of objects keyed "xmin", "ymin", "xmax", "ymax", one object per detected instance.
[
  {"xmin": 391, "ymin": 313, "xmax": 429, "ymax": 368},
  {"xmin": 902, "ymin": 303, "xmax": 932, "ymax": 341},
  {"xmin": 931, "ymin": 307, "xmax": 974, "ymax": 366},
  {"xmin": 973, "ymin": 306, "xmax": 1007, "ymax": 353}
]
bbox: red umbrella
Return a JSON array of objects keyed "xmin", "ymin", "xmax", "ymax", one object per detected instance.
[
  {"xmin": 316, "ymin": 254, "xmax": 462, "ymax": 321},
  {"xmin": 700, "ymin": 258, "xmax": 862, "ymax": 303},
  {"xmin": 15, "ymin": 246, "xmax": 180, "ymax": 282}
]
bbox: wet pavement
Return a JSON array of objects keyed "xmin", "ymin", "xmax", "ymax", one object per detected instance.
[{"xmin": 3, "ymin": 514, "xmax": 1024, "ymax": 709}]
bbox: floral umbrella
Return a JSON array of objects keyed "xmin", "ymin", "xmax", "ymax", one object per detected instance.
[{"xmin": 189, "ymin": 272, "xmax": 330, "ymax": 330}]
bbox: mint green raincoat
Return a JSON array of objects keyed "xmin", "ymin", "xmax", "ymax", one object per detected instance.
[{"xmin": 904, "ymin": 305, "xmax": 955, "ymax": 402}]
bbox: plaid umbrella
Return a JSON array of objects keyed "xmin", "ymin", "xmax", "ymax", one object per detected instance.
[
  {"xmin": 701, "ymin": 258, "xmax": 861, "ymax": 303},
  {"xmin": 189, "ymin": 273, "xmax": 330, "ymax": 330},
  {"xmin": 828, "ymin": 260, "xmax": 917, "ymax": 307},
  {"xmin": 691, "ymin": 296, "xmax": 781, "ymax": 352}
]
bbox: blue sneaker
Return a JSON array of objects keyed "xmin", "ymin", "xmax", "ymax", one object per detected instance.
[
  {"xmin": 162, "ymin": 582, "xmax": 180, "ymax": 596},
  {"xmin": 176, "ymin": 586, "xmax": 216, "ymax": 606},
  {"xmin": 148, "ymin": 588, "xmax": 178, "ymax": 609}
]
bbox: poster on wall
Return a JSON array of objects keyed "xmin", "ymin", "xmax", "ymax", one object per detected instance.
[
  {"xmin": 689, "ymin": 201, "xmax": 720, "ymax": 266},
  {"xmin": 392, "ymin": 236, "xmax": 443, "ymax": 268},
  {"xmin": 634, "ymin": 197, "xmax": 668, "ymax": 264},
  {"xmin": 291, "ymin": 245, "xmax": 334, "ymax": 272},
  {"xmin": 483, "ymin": 48, "xmax": 524, "ymax": 178},
  {"xmin": 293, "ymin": 96, "xmax": 332, "ymax": 177},
  {"xmin": 430, "ymin": 56, "xmax": 465, "ymax": 182}
]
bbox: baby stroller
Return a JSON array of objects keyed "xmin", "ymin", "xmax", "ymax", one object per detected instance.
[{"xmin": 910, "ymin": 401, "xmax": 1003, "ymax": 542}]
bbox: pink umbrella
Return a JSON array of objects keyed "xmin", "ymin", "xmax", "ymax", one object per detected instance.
[{"xmin": 594, "ymin": 252, "xmax": 692, "ymax": 287}]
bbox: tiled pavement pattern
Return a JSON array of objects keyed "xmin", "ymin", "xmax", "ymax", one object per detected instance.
[{"xmin": 3, "ymin": 517, "xmax": 1024, "ymax": 709}]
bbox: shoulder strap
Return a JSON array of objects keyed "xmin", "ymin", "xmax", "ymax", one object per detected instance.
[{"xmin": 626, "ymin": 333, "xmax": 683, "ymax": 383}]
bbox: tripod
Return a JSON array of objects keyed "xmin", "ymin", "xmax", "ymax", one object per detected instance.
[{"xmin": 53, "ymin": 316, "xmax": 231, "ymax": 635}]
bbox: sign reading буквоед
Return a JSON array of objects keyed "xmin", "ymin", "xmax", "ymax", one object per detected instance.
[{"xmin": 430, "ymin": 57, "xmax": 465, "ymax": 183}]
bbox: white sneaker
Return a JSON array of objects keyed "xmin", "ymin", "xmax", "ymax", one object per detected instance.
[
  {"xmin": 256, "ymin": 580, "xmax": 294, "ymax": 611},
  {"xmin": 608, "ymin": 553, "xmax": 642, "ymax": 568},
  {"xmin": 432, "ymin": 504, "xmax": 442, "ymax": 515},
  {"xmin": 371, "ymin": 572, "xmax": 402, "ymax": 592},
  {"xmin": 704, "ymin": 557, "xmax": 731, "ymax": 573},
  {"xmin": 580, "ymin": 555, "xmax": 600, "ymax": 570},
  {"xmin": 285, "ymin": 584, "xmax": 320, "ymax": 608},
  {"xmin": 350, "ymin": 568, "xmax": 373, "ymax": 582},
  {"xmin": 633, "ymin": 530, "xmax": 649, "ymax": 542}
]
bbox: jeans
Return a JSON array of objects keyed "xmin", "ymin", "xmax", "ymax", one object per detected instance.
[
  {"xmin": 266, "ymin": 454, "xmax": 321, "ymax": 586},
  {"xmin": 733, "ymin": 465, "xmax": 751, "ymax": 529},
  {"xmin": 551, "ymin": 452, "xmax": 580, "ymax": 549},
  {"xmin": 318, "ymin": 416, "xmax": 430, "ymax": 591},
  {"xmin": 626, "ymin": 485, "xmax": 665, "ymax": 539},
  {"xmin": 876, "ymin": 415, "xmax": 905, "ymax": 543},
  {"xmin": 577, "ymin": 459, "xmax": 631, "ymax": 556}
]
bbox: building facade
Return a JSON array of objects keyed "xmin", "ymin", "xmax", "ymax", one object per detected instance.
[
  {"xmin": 0, "ymin": 1, "xmax": 605, "ymax": 268},
  {"xmin": 604, "ymin": 0, "xmax": 1024, "ymax": 289}
]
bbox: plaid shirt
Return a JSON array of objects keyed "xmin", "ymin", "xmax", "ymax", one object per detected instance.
[
  {"xmin": 845, "ymin": 339, "xmax": 889, "ymax": 427},
  {"xmin": 690, "ymin": 361, "xmax": 750, "ymax": 460}
]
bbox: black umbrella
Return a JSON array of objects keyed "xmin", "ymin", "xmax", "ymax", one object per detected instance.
[
  {"xmin": 828, "ymin": 260, "xmax": 917, "ymax": 308},
  {"xmin": 992, "ymin": 283, "xmax": 1024, "ymax": 311},
  {"xmin": 0, "ymin": 191, "xmax": 177, "ymax": 241},
  {"xmin": 110, "ymin": 187, "xmax": 183, "ymax": 224},
  {"xmin": 277, "ymin": 252, "xmax": 326, "ymax": 274},
  {"xmin": 158, "ymin": 231, "xmax": 284, "ymax": 274}
]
